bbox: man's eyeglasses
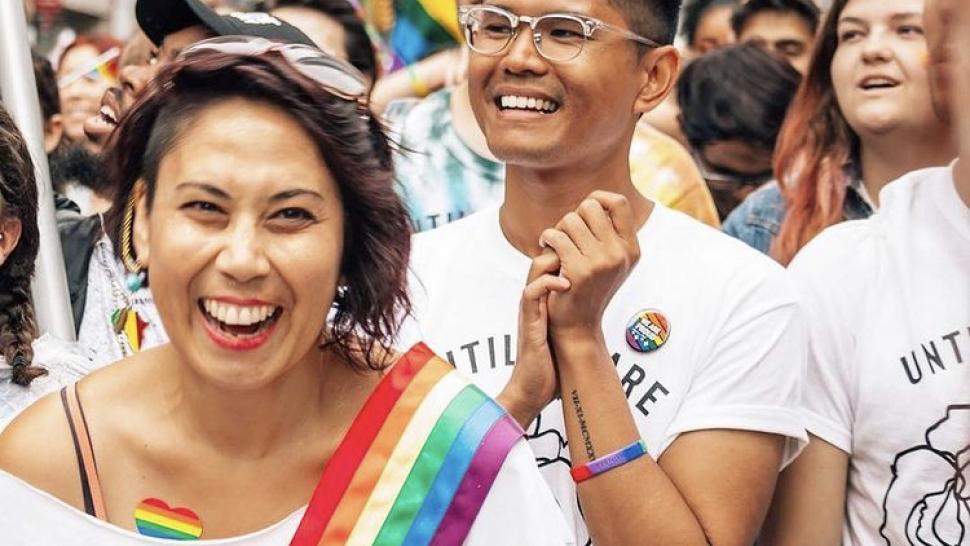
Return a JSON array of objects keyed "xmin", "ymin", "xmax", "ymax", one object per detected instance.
[
  {"xmin": 692, "ymin": 151, "xmax": 774, "ymax": 188},
  {"xmin": 458, "ymin": 4, "xmax": 662, "ymax": 63},
  {"xmin": 178, "ymin": 36, "xmax": 369, "ymax": 105}
]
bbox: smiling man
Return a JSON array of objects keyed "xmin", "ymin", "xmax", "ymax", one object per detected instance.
[{"xmin": 403, "ymin": 0, "xmax": 808, "ymax": 544}]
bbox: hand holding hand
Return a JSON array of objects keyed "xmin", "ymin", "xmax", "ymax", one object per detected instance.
[
  {"xmin": 540, "ymin": 192, "xmax": 641, "ymax": 338},
  {"xmin": 498, "ymin": 249, "xmax": 570, "ymax": 428}
]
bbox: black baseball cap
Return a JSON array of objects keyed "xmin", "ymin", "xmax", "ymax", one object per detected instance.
[{"xmin": 136, "ymin": 0, "xmax": 315, "ymax": 48}]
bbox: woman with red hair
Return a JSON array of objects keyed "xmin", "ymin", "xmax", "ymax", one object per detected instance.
[{"xmin": 722, "ymin": 0, "xmax": 955, "ymax": 264}]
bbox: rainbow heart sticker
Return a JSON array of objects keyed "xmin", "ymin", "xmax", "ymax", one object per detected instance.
[{"xmin": 134, "ymin": 498, "xmax": 203, "ymax": 540}]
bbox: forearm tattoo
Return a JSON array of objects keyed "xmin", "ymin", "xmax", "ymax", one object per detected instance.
[{"xmin": 571, "ymin": 389, "xmax": 596, "ymax": 461}]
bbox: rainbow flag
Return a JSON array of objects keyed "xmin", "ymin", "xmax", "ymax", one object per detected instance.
[
  {"xmin": 57, "ymin": 47, "xmax": 120, "ymax": 89},
  {"xmin": 389, "ymin": 0, "xmax": 463, "ymax": 65},
  {"xmin": 290, "ymin": 343, "xmax": 523, "ymax": 546}
]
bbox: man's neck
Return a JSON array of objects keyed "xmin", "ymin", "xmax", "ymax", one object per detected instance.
[
  {"xmin": 500, "ymin": 152, "xmax": 652, "ymax": 257},
  {"xmin": 859, "ymin": 128, "xmax": 957, "ymax": 207}
]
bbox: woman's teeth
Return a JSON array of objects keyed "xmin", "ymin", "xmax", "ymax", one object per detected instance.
[{"xmin": 202, "ymin": 299, "xmax": 278, "ymax": 327}]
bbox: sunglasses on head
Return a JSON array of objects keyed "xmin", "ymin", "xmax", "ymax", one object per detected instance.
[{"xmin": 178, "ymin": 36, "xmax": 369, "ymax": 106}]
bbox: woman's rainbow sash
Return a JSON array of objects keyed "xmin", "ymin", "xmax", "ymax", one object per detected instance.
[{"xmin": 290, "ymin": 343, "xmax": 524, "ymax": 546}]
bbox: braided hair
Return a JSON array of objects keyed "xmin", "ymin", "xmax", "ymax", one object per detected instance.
[{"xmin": 0, "ymin": 105, "xmax": 47, "ymax": 386}]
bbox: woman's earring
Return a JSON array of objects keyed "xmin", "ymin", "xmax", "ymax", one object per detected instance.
[{"xmin": 120, "ymin": 185, "xmax": 146, "ymax": 292}]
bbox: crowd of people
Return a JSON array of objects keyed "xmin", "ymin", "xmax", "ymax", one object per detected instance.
[{"xmin": 0, "ymin": 0, "xmax": 966, "ymax": 544}]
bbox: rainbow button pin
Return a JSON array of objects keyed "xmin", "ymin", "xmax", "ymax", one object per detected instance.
[
  {"xmin": 134, "ymin": 498, "xmax": 203, "ymax": 540},
  {"xmin": 625, "ymin": 309, "xmax": 670, "ymax": 353}
]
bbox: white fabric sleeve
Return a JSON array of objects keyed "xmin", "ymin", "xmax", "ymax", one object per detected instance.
[
  {"xmin": 662, "ymin": 264, "xmax": 809, "ymax": 465},
  {"xmin": 395, "ymin": 258, "xmax": 431, "ymax": 352},
  {"xmin": 465, "ymin": 440, "xmax": 576, "ymax": 545},
  {"xmin": 787, "ymin": 226, "xmax": 864, "ymax": 454}
]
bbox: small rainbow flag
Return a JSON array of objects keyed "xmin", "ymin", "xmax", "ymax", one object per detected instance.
[
  {"xmin": 290, "ymin": 343, "xmax": 523, "ymax": 546},
  {"xmin": 57, "ymin": 47, "xmax": 120, "ymax": 89},
  {"xmin": 111, "ymin": 307, "xmax": 148, "ymax": 353}
]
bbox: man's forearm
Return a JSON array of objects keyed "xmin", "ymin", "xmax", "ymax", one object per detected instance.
[{"xmin": 553, "ymin": 332, "xmax": 709, "ymax": 546}]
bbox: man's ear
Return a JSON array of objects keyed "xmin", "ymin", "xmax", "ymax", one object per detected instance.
[
  {"xmin": 633, "ymin": 46, "xmax": 681, "ymax": 115},
  {"xmin": 44, "ymin": 114, "xmax": 64, "ymax": 154},
  {"xmin": 0, "ymin": 216, "xmax": 23, "ymax": 266},
  {"xmin": 132, "ymin": 182, "xmax": 151, "ymax": 267}
]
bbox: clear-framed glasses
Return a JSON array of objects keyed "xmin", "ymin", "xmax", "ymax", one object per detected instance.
[
  {"xmin": 458, "ymin": 4, "xmax": 662, "ymax": 63},
  {"xmin": 178, "ymin": 36, "xmax": 369, "ymax": 105}
]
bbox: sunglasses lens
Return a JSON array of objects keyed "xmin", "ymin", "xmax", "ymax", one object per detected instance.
[
  {"xmin": 178, "ymin": 37, "xmax": 366, "ymax": 102},
  {"xmin": 296, "ymin": 57, "xmax": 368, "ymax": 98}
]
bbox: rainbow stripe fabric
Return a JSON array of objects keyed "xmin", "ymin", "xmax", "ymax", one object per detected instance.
[
  {"xmin": 290, "ymin": 343, "xmax": 523, "ymax": 546},
  {"xmin": 389, "ymin": 0, "xmax": 462, "ymax": 65}
]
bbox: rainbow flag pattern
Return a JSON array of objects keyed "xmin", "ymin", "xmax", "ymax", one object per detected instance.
[
  {"xmin": 290, "ymin": 343, "xmax": 523, "ymax": 546},
  {"xmin": 111, "ymin": 307, "xmax": 148, "ymax": 353},
  {"xmin": 134, "ymin": 498, "xmax": 203, "ymax": 540},
  {"xmin": 57, "ymin": 47, "xmax": 119, "ymax": 89},
  {"xmin": 389, "ymin": 0, "xmax": 463, "ymax": 65},
  {"xmin": 625, "ymin": 310, "xmax": 669, "ymax": 353}
]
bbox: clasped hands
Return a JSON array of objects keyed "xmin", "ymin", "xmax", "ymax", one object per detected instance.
[{"xmin": 500, "ymin": 191, "xmax": 641, "ymax": 428}]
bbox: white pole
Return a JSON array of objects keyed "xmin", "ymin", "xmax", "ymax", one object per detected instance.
[
  {"xmin": 110, "ymin": 0, "xmax": 137, "ymax": 41},
  {"xmin": 0, "ymin": 1, "xmax": 76, "ymax": 340}
]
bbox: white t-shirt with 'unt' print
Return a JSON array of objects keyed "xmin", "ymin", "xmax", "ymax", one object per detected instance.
[
  {"xmin": 790, "ymin": 164, "xmax": 970, "ymax": 546},
  {"xmin": 402, "ymin": 203, "xmax": 808, "ymax": 545}
]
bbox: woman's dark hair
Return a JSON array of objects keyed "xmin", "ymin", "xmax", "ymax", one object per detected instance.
[
  {"xmin": 772, "ymin": 0, "xmax": 859, "ymax": 265},
  {"xmin": 270, "ymin": 0, "xmax": 380, "ymax": 85},
  {"xmin": 680, "ymin": 0, "xmax": 739, "ymax": 46},
  {"xmin": 101, "ymin": 49, "xmax": 410, "ymax": 371},
  {"xmin": 678, "ymin": 42, "xmax": 801, "ymax": 152},
  {"xmin": 0, "ymin": 105, "xmax": 48, "ymax": 386},
  {"xmin": 32, "ymin": 50, "xmax": 60, "ymax": 124}
]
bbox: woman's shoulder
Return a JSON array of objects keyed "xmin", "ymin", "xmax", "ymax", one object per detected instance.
[
  {"xmin": 0, "ymin": 385, "xmax": 83, "ymax": 509},
  {"xmin": 0, "ymin": 348, "xmax": 150, "ymax": 510}
]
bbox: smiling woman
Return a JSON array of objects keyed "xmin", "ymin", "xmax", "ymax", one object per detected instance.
[
  {"xmin": 723, "ymin": 0, "xmax": 958, "ymax": 260},
  {"xmin": 0, "ymin": 39, "xmax": 573, "ymax": 545}
]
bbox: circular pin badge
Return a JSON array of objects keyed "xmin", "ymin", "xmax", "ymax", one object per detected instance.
[{"xmin": 625, "ymin": 309, "xmax": 670, "ymax": 353}]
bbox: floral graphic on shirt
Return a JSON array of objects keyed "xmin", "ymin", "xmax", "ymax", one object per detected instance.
[
  {"xmin": 880, "ymin": 404, "xmax": 970, "ymax": 545},
  {"xmin": 526, "ymin": 411, "xmax": 595, "ymax": 546},
  {"xmin": 526, "ymin": 412, "xmax": 571, "ymax": 469}
]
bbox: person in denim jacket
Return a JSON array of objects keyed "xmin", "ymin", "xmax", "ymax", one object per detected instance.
[
  {"xmin": 678, "ymin": 43, "xmax": 801, "ymax": 221},
  {"xmin": 722, "ymin": 0, "xmax": 955, "ymax": 263},
  {"xmin": 723, "ymin": 177, "xmax": 873, "ymax": 256}
]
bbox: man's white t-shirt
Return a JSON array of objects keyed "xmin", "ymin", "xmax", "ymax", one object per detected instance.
[
  {"xmin": 789, "ymin": 164, "xmax": 970, "ymax": 546},
  {"xmin": 0, "ymin": 441, "xmax": 575, "ymax": 545},
  {"xmin": 404, "ymin": 203, "xmax": 808, "ymax": 545}
]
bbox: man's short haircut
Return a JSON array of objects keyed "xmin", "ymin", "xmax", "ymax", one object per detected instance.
[
  {"xmin": 31, "ymin": 50, "xmax": 59, "ymax": 124},
  {"xmin": 680, "ymin": 0, "xmax": 738, "ymax": 46},
  {"xmin": 730, "ymin": 0, "xmax": 821, "ymax": 37},
  {"xmin": 609, "ymin": 0, "xmax": 684, "ymax": 46},
  {"xmin": 677, "ymin": 42, "xmax": 801, "ymax": 152}
]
